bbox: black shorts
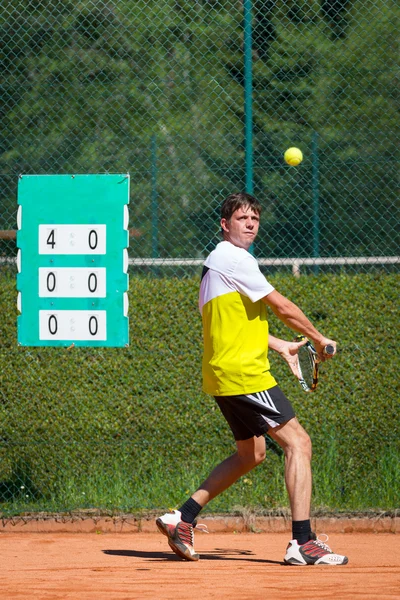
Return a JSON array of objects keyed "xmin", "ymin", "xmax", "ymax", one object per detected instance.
[{"xmin": 214, "ymin": 386, "xmax": 296, "ymax": 441}]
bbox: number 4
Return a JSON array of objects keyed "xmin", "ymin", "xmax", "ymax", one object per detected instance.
[{"xmin": 46, "ymin": 230, "xmax": 56, "ymax": 249}]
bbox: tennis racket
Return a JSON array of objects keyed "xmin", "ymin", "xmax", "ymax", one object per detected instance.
[{"xmin": 294, "ymin": 335, "xmax": 335, "ymax": 392}]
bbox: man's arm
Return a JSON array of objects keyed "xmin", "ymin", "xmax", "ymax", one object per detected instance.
[{"xmin": 263, "ymin": 290, "xmax": 336, "ymax": 360}]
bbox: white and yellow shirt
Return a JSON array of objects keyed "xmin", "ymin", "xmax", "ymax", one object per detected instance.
[{"xmin": 199, "ymin": 241, "xmax": 277, "ymax": 396}]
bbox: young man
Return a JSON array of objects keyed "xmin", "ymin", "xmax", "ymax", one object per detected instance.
[{"xmin": 156, "ymin": 192, "xmax": 348, "ymax": 566}]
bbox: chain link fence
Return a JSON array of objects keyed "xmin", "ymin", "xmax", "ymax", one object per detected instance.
[{"xmin": 0, "ymin": 0, "xmax": 399, "ymax": 515}]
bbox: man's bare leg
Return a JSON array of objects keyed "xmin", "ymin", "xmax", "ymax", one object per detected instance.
[
  {"xmin": 268, "ymin": 417, "xmax": 312, "ymax": 521},
  {"xmin": 191, "ymin": 434, "xmax": 267, "ymax": 507},
  {"xmin": 269, "ymin": 418, "xmax": 349, "ymax": 564},
  {"xmin": 155, "ymin": 435, "xmax": 267, "ymax": 561}
]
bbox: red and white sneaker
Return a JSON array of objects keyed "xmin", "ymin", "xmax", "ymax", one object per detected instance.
[
  {"xmin": 284, "ymin": 534, "xmax": 348, "ymax": 565},
  {"xmin": 156, "ymin": 510, "xmax": 208, "ymax": 561}
]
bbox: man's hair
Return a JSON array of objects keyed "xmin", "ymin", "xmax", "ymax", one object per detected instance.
[{"xmin": 220, "ymin": 192, "xmax": 262, "ymax": 221}]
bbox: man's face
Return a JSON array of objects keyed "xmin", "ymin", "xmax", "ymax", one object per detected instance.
[{"xmin": 221, "ymin": 204, "xmax": 260, "ymax": 250}]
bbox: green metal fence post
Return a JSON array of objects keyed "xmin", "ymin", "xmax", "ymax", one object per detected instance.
[{"xmin": 243, "ymin": 0, "xmax": 254, "ymax": 195}]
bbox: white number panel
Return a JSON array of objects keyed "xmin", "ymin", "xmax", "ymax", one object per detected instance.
[
  {"xmin": 38, "ymin": 224, "xmax": 106, "ymax": 254},
  {"xmin": 39, "ymin": 268, "xmax": 106, "ymax": 298},
  {"xmin": 39, "ymin": 310, "xmax": 107, "ymax": 341}
]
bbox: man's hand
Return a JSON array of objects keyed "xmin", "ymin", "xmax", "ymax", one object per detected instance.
[
  {"xmin": 269, "ymin": 335, "xmax": 308, "ymax": 380},
  {"xmin": 313, "ymin": 337, "xmax": 337, "ymax": 362}
]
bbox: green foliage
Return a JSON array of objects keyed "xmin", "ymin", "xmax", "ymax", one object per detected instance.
[
  {"xmin": 0, "ymin": 0, "xmax": 398, "ymax": 514},
  {"xmin": 0, "ymin": 0, "xmax": 398, "ymax": 258},
  {"xmin": 0, "ymin": 272, "xmax": 399, "ymax": 514}
]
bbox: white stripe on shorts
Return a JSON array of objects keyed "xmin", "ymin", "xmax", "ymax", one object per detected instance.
[
  {"xmin": 261, "ymin": 414, "xmax": 281, "ymax": 428},
  {"xmin": 247, "ymin": 392, "xmax": 281, "ymax": 414}
]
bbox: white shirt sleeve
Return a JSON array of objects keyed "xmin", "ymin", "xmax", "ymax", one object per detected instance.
[{"xmin": 232, "ymin": 255, "xmax": 275, "ymax": 302}]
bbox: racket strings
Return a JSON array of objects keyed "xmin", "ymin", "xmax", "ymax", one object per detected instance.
[{"xmin": 298, "ymin": 345, "xmax": 317, "ymax": 391}]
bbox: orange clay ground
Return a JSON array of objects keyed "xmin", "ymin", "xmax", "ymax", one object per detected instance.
[{"xmin": 1, "ymin": 516, "xmax": 399, "ymax": 600}]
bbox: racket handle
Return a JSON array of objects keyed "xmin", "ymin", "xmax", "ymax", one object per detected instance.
[{"xmin": 324, "ymin": 344, "xmax": 335, "ymax": 355}]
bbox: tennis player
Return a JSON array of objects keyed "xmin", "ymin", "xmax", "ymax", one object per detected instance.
[{"xmin": 157, "ymin": 192, "xmax": 348, "ymax": 566}]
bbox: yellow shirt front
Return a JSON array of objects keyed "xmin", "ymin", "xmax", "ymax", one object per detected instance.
[{"xmin": 199, "ymin": 242, "xmax": 276, "ymax": 396}]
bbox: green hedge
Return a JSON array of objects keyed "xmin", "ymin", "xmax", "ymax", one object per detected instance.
[{"xmin": 0, "ymin": 271, "xmax": 399, "ymax": 515}]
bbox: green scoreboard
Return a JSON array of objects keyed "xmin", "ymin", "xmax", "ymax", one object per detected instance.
[{"xmin": 17, "ymin": 174, "xmax": 129, "ymax": 347}]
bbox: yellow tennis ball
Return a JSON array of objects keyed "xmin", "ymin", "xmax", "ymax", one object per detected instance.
[{"xmin": 284, "ymin": 147, "xmax": 303, "ymax": 166}]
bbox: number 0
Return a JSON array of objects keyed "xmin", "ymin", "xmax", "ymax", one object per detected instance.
[
  {"xmin": 88, "ymin": 273, "xmax": 97, "ymax": 292},
  {"xmin": 48, "ymin": 315, "xmax": 58, "ymax": 335},
  {"xmin": 46, "ymin": 272, "xmax": 56, "ymax": 292},
  {"xmin": 89, "ymin": 316, "xmax": 98, "ymax": 335},
  {"xmin": 88, "ymin": 230, "xmax": 98, "ymax": 250}
]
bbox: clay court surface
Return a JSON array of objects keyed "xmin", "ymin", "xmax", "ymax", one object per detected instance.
[{"xmin": 2, "ymin": 531, "xmax": 399, "ymax": 600}]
